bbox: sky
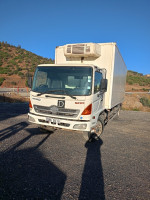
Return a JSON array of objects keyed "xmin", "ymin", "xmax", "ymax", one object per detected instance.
[{"xmin": 0, "ymin": 0, "xmax": 150, "ymax": 75}]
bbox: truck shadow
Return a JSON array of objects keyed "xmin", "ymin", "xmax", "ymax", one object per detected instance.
[
  {"xmin": 79, "ymin": 138, "xmax": 105, "ymax": 200},
  {"xmin": 0, "ymin": 122, "xmax": 28, "ymax": 142},
  {"xmin": 0, "ymin": 123, "xmax": 66, "ymax": 199},
  {"xmin": 0, "ymin": 102, "xmax": 29, "ymax": 121}
]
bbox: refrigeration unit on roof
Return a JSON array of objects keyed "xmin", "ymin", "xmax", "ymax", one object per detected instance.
[{"xmin": 64, "ymin": 43, "xmax": 101, "ymax": 58}]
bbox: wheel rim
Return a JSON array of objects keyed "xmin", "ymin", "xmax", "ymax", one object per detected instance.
[
  {"xmin": 117, "ymin": 110, "xmax": 120, "ymax": 117},
  {"xmin": 95, "ymin": 120, "xmax": 103, "ymax": 136}
]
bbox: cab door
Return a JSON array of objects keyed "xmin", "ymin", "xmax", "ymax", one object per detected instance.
[{"xmin": 92, "ymin": 71, "xmax": 103, "ymax": 121}]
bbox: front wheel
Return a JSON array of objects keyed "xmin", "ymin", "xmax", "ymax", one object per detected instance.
[
  {"xmin": 94, "ymin": 117, "xmax": 104, "ymax": 137},
  {"xmin": 84, "ymin": 117, "xmax": 104, "ymax": 141}
]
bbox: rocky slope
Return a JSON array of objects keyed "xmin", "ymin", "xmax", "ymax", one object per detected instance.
[{"xmin": 0, "ymin": 41, "xmax": 54, "ymax": 87}]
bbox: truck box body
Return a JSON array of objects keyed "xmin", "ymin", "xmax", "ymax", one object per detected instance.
[{"xmin": 55, "ymin": 43, "xmax": 127, "ymax": 109}]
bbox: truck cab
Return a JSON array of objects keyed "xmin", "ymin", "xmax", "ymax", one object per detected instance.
[{"xmin": 28, "ymin": 64, "xmax": 107, "ymax": 136}]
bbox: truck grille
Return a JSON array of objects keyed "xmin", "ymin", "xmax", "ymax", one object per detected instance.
[{"xmin": 34, "ymin": 105, "xmax": 80, "ymax": 118}]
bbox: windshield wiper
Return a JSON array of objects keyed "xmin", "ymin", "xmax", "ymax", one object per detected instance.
[
  {"xmin": 36, "ymin": 89, "xmax": 76, "ymax": 99},
  {"xmin": 36, "ymin": 90, "xmax": 62, "ymax": 96}
]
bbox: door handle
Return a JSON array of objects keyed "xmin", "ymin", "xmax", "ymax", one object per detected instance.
[{"xmin": 97, "ymin": 93, "xmax": 103, "ymax": 101}]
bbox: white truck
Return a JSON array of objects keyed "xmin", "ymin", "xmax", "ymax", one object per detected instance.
[{"xmin": 28, "ymin": 43, "xmax": 127, "ymax": 139}]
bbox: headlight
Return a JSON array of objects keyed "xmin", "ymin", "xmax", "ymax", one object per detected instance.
[
  {"xmin": 28, "ymin": 115, "xmax": 35, "ymax": 122},
  {"xmin": 73, "ymin": 124, "xmax": 87, "ymax": 130}
]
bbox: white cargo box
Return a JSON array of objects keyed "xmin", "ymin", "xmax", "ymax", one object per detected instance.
[{"xmin": 55, "ymin": 43, "xmax": 127, "ymax": 109}]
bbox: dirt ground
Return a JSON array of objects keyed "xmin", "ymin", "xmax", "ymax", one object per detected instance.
[
  {"xmin": 122, "ymin": 93, "xmax": 150, "ymax": 112},
  {"xmin": 125, "ymin": 83, "xmax": 150, "ymax": 92},
  {"xmin": 0, "ymin": 75, "xmax": 26, "ymax": 88}
]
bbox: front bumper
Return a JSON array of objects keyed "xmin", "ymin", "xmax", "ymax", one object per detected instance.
[{"xmin": 28, "ymin": 112, "xmax": 92, "ymax": 132}]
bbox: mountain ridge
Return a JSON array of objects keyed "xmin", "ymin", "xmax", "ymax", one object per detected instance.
[{"xmin": 0, "ymin": 41, "xmax": 150, "ymax": 91}]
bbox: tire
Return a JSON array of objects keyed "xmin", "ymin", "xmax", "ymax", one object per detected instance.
[
  {"xmin": 94, "ymin": 117, "xmax": 104, "ymax": 137},
  {"xmin": 83, "ymin": 117, "xmax": 104, "ymax": 142}
]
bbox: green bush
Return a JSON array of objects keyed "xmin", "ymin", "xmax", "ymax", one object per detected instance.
[
  {"xmin": 142, "ymin": 88, "xmax": 149, "ymax": 92},
  {"xmin": 140, "ymin": 97, "xmax": 150, "ymax": 107},
  {"xmin": 6, "ymin": 64, "xmax": 13, "ymax": 68},
  {"xmin": 132, "ymin": 108, "xmax": 140, "ymax": 111},
  {"xmin": 8, "ymin": 71, "xmax": 14, "ymax": 76},
  {"xmin": 17, "ymin": 45, "xmax": 21, "ymax": 49},
  {"xmin": 0, "ymin": 51, "xmax": 11, "ymax": 60},
  {"xmin": 0, "ymin": 67, "xmax": 11, "ymax": 74},
  {"xmin": 25, "ymin": 79, "xmax": 29, "ymax": 87},
  {"xmin": 0, "ymin": 59, "xmax": 3, "ymax": 66},
  {"xmin": 128, "ymin": 80, "xmax": 134, "ymax": 85},
  {"xmin": 132, "ymin": 88, "xmax": 136, "ymax": 91},
  {"xmin": 18, "ymin": 59, "xmax": 23, "ymax": 63},
  {"xmin": 14, "ymin": 70, "xmax": 18, "ymax": 74},
  {"xmin": 16, "ymin": 66, "xmax": 22, "ymax": 71},
  {"xmin": 8, "ymin": 59, "xmax": 17, "ymax": 66},
  {"xmin": 139, "ymin": 82, "xmax": 146, "ymax": 86},
  {"xmin": 11, "ymin": 81, "xmax": 17, "ymax": 85},
  {"xmin": 0, "ymin": 77, "xmax": 5, "ymax": 86},
  {"xmin": 18, "ymin": 71, "xmax": 24, "ymax": 77}
]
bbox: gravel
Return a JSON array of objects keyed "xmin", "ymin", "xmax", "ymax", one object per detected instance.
[{"xmin": 0, "ymin": 103, "xmax": 150, "ymax": 200}]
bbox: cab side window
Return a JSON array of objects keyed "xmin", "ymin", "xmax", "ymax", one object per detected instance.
[{"xmin": 94, "ymin": 71, "xmax": 102, "ymax": 93}]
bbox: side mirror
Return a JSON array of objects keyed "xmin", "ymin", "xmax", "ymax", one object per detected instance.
[
  {"xmin": 100, "ymin": 79, "xmax": 107, "ymax": 93},
  {"xmin": 27, "ymin": 77, "xmax": 33, "ymax": 88}
]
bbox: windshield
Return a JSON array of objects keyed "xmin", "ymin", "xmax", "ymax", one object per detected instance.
[{"xmin": 32, "ymin": 66, "xmax": 93, "ymax": 96}]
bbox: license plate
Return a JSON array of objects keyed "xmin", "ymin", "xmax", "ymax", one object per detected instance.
[{"xmin": 46, "ymin": 117, "xmax": 60, "ymax": 124}]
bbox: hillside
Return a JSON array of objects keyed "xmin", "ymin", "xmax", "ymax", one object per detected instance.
[
  {"xmin": 0, "ymin": 41, "xmax": 54, "ymax": 87},
  {"xmin": 0, "ymin": 41, "xmax": 150, "ymax": 111},
  {"xmin": 0, "ymin": 41, "xmax": 150, "ymax": 90},
  {"xmin": 125, "ymin": 70, "xmax": 150, "ymax": 92}
]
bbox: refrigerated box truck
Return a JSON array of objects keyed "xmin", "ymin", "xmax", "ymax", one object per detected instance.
[{"xmin": 28, "ymin": 43, "xmax": 127, "ymax": 139}]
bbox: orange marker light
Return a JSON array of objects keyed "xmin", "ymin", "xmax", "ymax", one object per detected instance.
[
  {"xmin": 29, "ymin": 100, "xmax": 32, "ymax": 108},
  {"xmin": 81, "ymin": 104, "xmax": 92, "ymax": 115}
]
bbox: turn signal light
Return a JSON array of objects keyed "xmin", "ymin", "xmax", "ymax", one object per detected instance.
[
  {"xmin": 29, "ymin": 100, "xmax": 32, "ymax": 108},
  {"xmin": 81, "ymin": 104, "xmax": 92, "ymax": 115}
]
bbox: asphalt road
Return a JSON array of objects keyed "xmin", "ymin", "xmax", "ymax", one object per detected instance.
[{"xmin": 0, "ymin": 103, "xmax": 150, "ymax": 200}]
